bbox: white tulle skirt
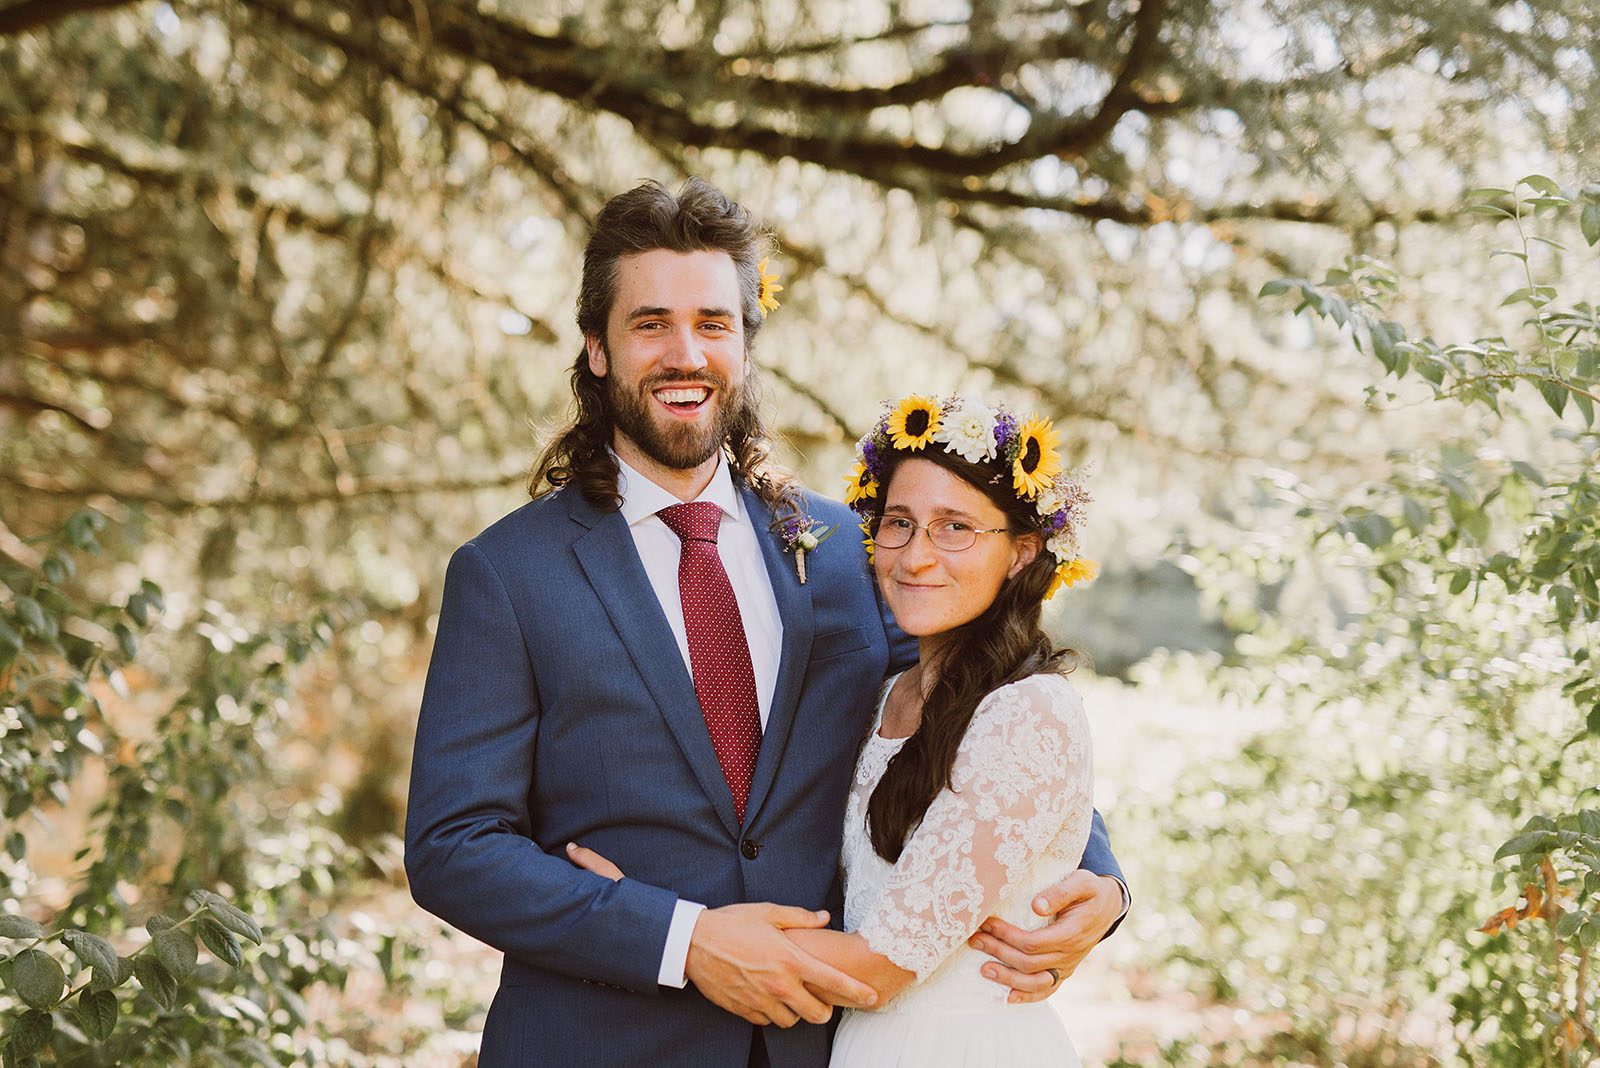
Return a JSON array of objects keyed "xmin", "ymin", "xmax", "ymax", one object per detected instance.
[{"xmin": 829, "ymin": 1001, "xmax": 1082, "ymax": 1068}]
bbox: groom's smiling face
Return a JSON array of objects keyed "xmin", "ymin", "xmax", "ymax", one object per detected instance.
[{"xmin": 586, "ymin": 248, "xmax": 749, "ymax": 479}]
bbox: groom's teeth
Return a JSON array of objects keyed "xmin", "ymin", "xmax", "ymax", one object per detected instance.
[{"xmin": 656, "ymin": 388, "xmax": 710, "ymax": 405}]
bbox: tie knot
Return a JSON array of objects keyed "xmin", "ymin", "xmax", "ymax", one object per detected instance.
[{"xmin": 658, "ymin": 501, "xmax": 722, "ymax": 544}]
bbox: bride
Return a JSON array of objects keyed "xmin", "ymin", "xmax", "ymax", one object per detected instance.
[{"xmin": 579, "ymin": 392, "xmax": 1099, "ymax": 1065}]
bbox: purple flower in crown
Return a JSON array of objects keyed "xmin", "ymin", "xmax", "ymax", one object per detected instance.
[
  {"xmin": 860, "ymin": 437, "xmax": 883, "ymax": 481},
  {"xmin": 993, "ymin": 409, "xmax": 1019, "ymax": 456},
  {"xmin": 1043, "ymin": 508, "xmax": 1071, "ymax": 535}
]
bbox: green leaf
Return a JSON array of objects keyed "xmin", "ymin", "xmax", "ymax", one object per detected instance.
[
  {"xmin": 152, "ymin": 927, "xmax": 197, "ymax": 982},
  {"xmin": 2, "ymin": 1010, "xmax": 51, "ymax": 1057},
  {"xmin": 0, "ymin": 617, "xmax": 21, "ymax": 654},
  {"xmin": 1539, "ymin": 379, "xmax": 1569, "ymax": 417},
  {"xmin": 1401, "ymin": 497, "xmax": 1429, "ymax": 532},
  {"xmin": 10, "ymin": 949, "xmax": 65, "ymax": 1008},
  {"xmin": 112, "ymin": 623, "xmax": 136, "ymax": 661},
  {"xmin": 62, "ymin": 930, "xmax": 119, "ymax": 975},
  {"xmin": 1582, "ymin": 200, "xmax": 1600, "ymax": 247},
  {"xmin": 197, "ymin": 918, "xmax": 243, "ymax": 968},
  {"xmin": 1351, "ymin": 512, "xmax": 1395, "ymax": 548},
  {"xmin": 125, "ymin": 593, "xmax": 150, "ymax": 628},
  {"xmin": 133, "ymin": 955, "xmax": 177, "ymax": 1010},
  {"xmin": 1499, "ymin": 475, "xmax": 1534, "ymax": 522},
  {"xmin": 1258, "ymin": 279, "xmax": 1294, "ymax": 297},
  {"xmin": 227, "ymin": 1038, "xmax": 280, "ymax": 1067},
  {"xmin": 202, "ymin": 895, "xmax": 263, "ymax": 946},
  {"xmin": 74, "ymin": 988, "xmax": 117, "ymax": 1042},
  {"xmin": 0, "ymin": 915, "xmax": 45, "ymax": 940},
  {"xmin": 88, "ymin": 956, "xmax": 134, "ymax": 993},
  {"xmin": 39, "ymin": 553, "xmax": 70, "ymax": 586},
  {"xmin": 1520, "ymin": 174, "xmax": 1562, "ymax": 196},
  {"xmin": 12, "ymin": 597, "xmax": 55, "ymax": 641},
  {"xmin": 1576, "ymin": 391, "xmax": 1595, "ymax": 427},
  {"xmin": 1449, "ymin": 570, "xmax": 1472, "ymax": 595},
  {"xmin": 1588, "ymin": 703, "xmax": 1600, "ymax": 736},
  {"xmin": 1495, "ymin": 830, "xmax": 1558, "ymax": 860},
  {"xmin": 1509, "ymin": 459, "xmax": 1547, "ymax": 486},
  {"xmin": 1554, "ymin": 910, "xmax": 1584, "ymax": 940}
]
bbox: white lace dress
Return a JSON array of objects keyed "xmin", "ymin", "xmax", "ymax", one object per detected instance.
[{"xmin": 830, "ymin": 673, "xmax": 1093, "ymax": 1068}]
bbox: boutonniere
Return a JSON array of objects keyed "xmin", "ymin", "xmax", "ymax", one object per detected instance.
[{"xmin": 781, "ymin": 517, "xmax": 836, "ymax": 584}]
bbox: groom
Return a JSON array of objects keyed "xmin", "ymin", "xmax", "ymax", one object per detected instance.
[{"xmin": 405, "ymin": 178, "xmax": 1127, "ymax": 1068}]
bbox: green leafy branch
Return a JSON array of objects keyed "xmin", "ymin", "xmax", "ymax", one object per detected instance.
[
  {"xmin": 0, "ymin": 891, "xmax": 263, "ymax": 1066},
  {"xmin": 1260, "ymin": 176, "xmax": 1600, "ymax": 426},
  {"xmin": 1260, "ymin": 173, "xmax": 1600, "ymax": 1065}
]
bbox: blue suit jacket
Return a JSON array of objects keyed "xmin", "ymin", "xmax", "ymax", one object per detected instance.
[{"xmin": 405, "ymin": 481, "xmax": 1123, "ymax": 1068}]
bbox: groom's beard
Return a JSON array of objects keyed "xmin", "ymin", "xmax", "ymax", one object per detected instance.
[{"xmin": 606, "ymin": 368, "xmax": 745, "ymax": 472}]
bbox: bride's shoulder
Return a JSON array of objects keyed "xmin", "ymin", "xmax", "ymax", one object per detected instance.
[{"xmin": 975, "ymin": 672, "xmax": 1087, "ymax": 729}]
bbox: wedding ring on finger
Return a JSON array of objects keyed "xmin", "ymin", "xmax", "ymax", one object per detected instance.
[{"xmin": 1046, "ymin": 967, "xmax": 1061, "ymax": 986}]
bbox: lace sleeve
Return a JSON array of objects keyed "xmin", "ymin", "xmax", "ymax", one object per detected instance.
[{"xmin": 855, "ymin": 674, "xmax": 1093, "ymax": 981}]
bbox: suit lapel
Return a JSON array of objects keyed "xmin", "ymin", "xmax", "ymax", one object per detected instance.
[
  {"xmin": 741, "ymin": 486, "xmax": 814, "ymax": 828},
  {"xmin": 566, "ymin": 490, "xmax": 743, "ymax": 838}
]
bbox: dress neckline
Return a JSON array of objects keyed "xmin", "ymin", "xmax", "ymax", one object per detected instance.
[{"xmin": 872, "ymin": 670, "xmax": 917, "ymax": 741}]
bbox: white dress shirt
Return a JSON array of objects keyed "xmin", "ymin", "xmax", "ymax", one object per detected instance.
[{"xmin": 614, "ymin": 454, "xmax": 784, "ymax": 988}]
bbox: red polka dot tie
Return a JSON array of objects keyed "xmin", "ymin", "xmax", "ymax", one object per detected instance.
[{"xmin": 657, "ymin": 502, "xmax": 762, "ymax": 823}]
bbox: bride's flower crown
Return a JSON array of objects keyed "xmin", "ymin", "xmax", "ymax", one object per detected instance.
[{"xmin": 844, "ymin": 393, "xmax": 1097, "ymax": 598}]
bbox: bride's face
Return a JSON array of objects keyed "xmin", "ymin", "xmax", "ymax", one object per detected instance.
[{"xmin": 873, "ymin": 458, "xmax": 1039, "ymax": 642}]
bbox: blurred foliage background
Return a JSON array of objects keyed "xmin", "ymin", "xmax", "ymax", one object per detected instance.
[{"xmin": 1, "ymin": 0, "xmax": 1597, "ymax": 1064}]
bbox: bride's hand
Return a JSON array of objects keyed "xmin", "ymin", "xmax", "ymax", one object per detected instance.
[
  {"xmin": 566, "ymin": 841, "xmax": 625, "ymax": 881},
  {"xmin": 969, "ymin": 870, "xmax": 1124, "ymax": 1002}
]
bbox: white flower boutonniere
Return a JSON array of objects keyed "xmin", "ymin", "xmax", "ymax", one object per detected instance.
[{"xmin": 781, "ymin": 517, "xmax": 837, "ymax": 585}]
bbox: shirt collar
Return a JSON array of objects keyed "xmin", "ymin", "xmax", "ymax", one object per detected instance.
[{"xmin": 615, "ymin": 451, "xmax": 742, "ymax": 528}]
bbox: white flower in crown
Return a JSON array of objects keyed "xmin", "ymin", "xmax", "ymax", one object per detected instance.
[
  {"xmin": 1046, "ymin": 529, "xmax": 1080, "ymax": 564},
  {"xmin": 932, "ymin": 395, "xmax": 998, "ymax": 463},
  {"xmin": 1035, "ymin": 478, "xmax": 1070, "ymax": 518}
]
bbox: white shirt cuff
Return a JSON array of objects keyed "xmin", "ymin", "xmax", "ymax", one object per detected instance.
[{"xmin": 657, "ymin": 898, "xmax": 706, "ymax": 988}]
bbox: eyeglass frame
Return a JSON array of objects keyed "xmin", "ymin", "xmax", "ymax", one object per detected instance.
[{"xmin": 870, "ymin": 514, "xmax": 1011, "ymax": 553}]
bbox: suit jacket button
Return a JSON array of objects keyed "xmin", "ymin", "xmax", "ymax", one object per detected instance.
[{"xmin": 740, "ymin": 839, "xmax": 760, "ymax": 860}]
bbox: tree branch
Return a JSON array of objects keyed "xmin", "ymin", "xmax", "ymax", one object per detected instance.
[{"xmin": 0, "ymin": 0, "xmax": 138, "ymax": 36}]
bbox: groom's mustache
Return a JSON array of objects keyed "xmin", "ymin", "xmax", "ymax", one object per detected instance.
[{"xmin": 639, "ymin": 371, "xmax": 730, "ymax": 392}]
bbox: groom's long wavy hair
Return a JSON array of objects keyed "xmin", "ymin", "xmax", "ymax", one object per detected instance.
[
  {"xmin": 530, "ymin": 178, "xmax": 801, "ymax": 529},
  {"xmin": 865, "ymin": 448, "xmax": 1080, "ymax": 864}
]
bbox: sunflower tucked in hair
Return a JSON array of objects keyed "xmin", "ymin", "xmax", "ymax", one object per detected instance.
[
  {"xmin": 886, "ymin": 395, "xmax": 941, "ymax": 451},
  {"xmin": 757, "ymin": 258, "xmax": 783, "ymax": 316},
  {"xmin": 1011, "ymin": 415, "xmax": 1063, "ymax": 499},
  {"xmin": 843, "ymin": 461, "xmax": 878, "ymax": 506}
]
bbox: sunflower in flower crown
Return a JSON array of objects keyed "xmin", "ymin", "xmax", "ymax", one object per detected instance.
[
  {"xmin": 843, "ymin": 461, "xmax": 878, "ymax": 507},
  {"xmin": 1011, "ymin": 415, "xmax": 1063, "ymax": 499},
  {"xmin": 1046, "ymin": 557, "xmax": 1099, "ymax": 600},
  {"xmin": 886, "ymin": 395, "xmax": 942, "ymax": 451}
]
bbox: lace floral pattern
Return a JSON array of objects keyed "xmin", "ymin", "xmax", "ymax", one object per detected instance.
[{"xmin": 842, "ymin": 674, "xmax": 1093, "ymax": 982}]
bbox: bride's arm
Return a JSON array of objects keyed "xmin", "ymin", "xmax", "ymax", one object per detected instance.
[
  {"xmin": 847, "ymin": 676, "xmax": 1094, "ymax": 991},
  {"xmin": 781, "ymin": 927, "xmax": 916, "ymax": 1004}
]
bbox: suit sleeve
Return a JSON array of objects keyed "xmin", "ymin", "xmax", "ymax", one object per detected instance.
[{"xmin": 404, "ymin": 541, "xmax": 679, "ymax": 993}]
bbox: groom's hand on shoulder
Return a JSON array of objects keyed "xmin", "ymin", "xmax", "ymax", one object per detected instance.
[
  {"xmin": 968, "ymin": 870, "xmax": 1125, "ymax": 1003},
  {"xmin": 685, "ymin": 903, "xmax": 877, "ymax": 1027}
]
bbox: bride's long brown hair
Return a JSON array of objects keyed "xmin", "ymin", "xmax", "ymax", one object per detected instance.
[{"xmin": 866, "ymin": 448, "xmax": 1079, "ymax": 863}]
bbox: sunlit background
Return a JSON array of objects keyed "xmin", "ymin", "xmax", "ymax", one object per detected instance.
[{"xmin": 3, "ymin": 0, "xmax": 1598, "ymax": 1063}]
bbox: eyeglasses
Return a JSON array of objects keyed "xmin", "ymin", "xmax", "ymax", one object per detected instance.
[{"xmin": 872, "ymin": 515, "xmax": 1009, "ymax": 552}]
